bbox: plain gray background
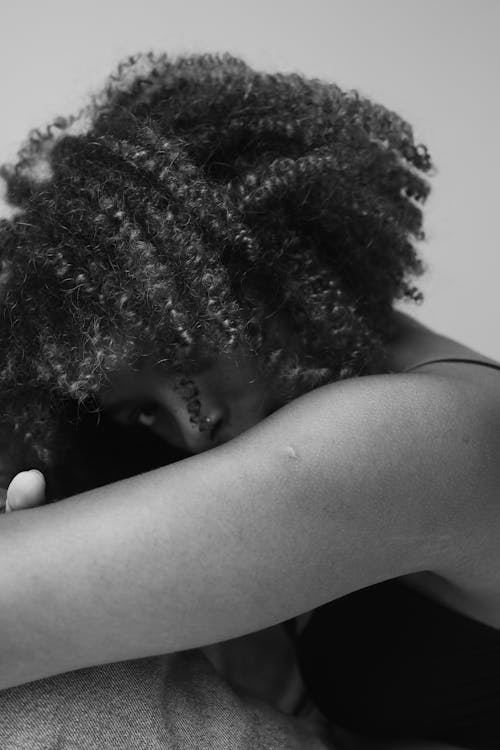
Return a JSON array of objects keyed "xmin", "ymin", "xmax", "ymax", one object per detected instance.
[{"xmin": 1, "ymin": 0, "xmax": 498, "ymax": 356}]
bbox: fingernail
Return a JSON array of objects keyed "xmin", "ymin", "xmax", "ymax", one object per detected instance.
[{"xmin": 28, "ymin": 469, "xmax": 45, "ymax": 481}]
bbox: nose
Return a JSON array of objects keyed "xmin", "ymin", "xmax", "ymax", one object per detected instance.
[
  {"xmin": 157, "ymin": 392, "xmax": 228, "ymax": 454},
  {"xmin": 183, "ymin": 404, "xmax": 227, "ymax": 453}
]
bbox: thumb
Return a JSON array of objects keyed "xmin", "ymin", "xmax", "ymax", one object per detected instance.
[{"xmin": 6, "ymin": 470, "xmax": 46, "ymax": 512}]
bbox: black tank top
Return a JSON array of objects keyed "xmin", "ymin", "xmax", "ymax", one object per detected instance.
[{"xmin": 297, "ymin": 357, "xmax": 500, "ymax": 749}]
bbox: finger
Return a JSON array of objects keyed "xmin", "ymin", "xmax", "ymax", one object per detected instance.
[
  {"xmin": 6, "ymin": 470, "xmax": 46, "ymax": 511},
  {"xmin": 6, "ymin": 470, "xmax": 47, "ymax": 512}
]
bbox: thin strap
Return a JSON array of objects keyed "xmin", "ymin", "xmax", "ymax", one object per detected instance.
[{"xmin": 405, "ymin": 357, "xmax": 500, "ymax": 374}]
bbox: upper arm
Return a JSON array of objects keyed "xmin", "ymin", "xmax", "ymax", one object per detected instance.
[
  {"xmin": 1, "ymin": 371, "xmax": 499, "ymax": 686},
  {"xmin": 228, "ymin": 370, "xmax": 499, "ymax": 600}
]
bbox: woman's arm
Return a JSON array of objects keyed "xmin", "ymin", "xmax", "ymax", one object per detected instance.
[{"xmin": 1, "ymin": 372, "xmax": 498, "ymax": 688}]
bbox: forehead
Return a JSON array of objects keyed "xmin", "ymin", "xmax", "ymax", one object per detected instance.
[
  {"xmin": 100, "ymin": 347, "xmax": 263, "ymax": 406},
  {"xmin": 99, "ymin": 349, "xmax": 221, "ymax": 405},
  {"xmin": 100, "ymin": 364, "xmax": 176, "ymax": 405}
]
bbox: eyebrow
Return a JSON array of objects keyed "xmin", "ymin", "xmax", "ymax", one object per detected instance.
[
  {"xmin": 105, "ymin": 396, "xmax": 160, "ymax": 420},
  {"xmin": 103, "ymin": 400, "xmax": 132, "ymax": 419}
]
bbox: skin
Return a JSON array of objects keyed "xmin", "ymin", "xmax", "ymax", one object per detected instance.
[
  {"xmin": 4, "ymin": 312, "xmax": 500, "ymax": 750},
  {"xmin": 8, "ymin": 311, "xmax": 500, "ymax": 503},
  {"xmin": 5, "ymin": 470, "xmax": 46, "ymax": 512},
  {"xmin": 99, "ymin": 348, "xmax": 283, "ymax": 455}
]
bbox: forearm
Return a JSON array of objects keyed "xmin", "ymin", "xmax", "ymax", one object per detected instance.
[
  {"xmin": 1, "ymin": 445, "xmax": 280, "ymax": 687},
  {"xmin": 0, "ymin": 426, "xmax": 356, "ymax": 687}
]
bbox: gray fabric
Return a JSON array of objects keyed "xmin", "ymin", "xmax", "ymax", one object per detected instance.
[{"xmin": 0, "ymin": 648, "xmax": 335, "ymax": 749}]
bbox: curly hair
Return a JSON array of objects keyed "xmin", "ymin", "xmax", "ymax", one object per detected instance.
[{"xmin": 0, "ymin": 52, "xmax": 432, "ymax": 497}]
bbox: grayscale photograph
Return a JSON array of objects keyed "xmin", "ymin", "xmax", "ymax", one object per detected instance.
[{"xmin": 0, "ymin": 1, "xmax": 498, "ymax": 748}]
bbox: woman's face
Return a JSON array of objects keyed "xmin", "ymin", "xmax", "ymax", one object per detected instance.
[{"xmin": 100, "ymin": 348, "xmax": 282, "ymax": 455}]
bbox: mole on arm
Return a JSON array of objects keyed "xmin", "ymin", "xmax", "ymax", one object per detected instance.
[{"xmin": 284, "ymin": 445, "xmax": 300, "ymax": 461}]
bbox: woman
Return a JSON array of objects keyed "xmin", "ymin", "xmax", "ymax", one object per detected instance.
[{"xmin": 1, "ymin": 52, "xmax": 499, "ymax": 749}]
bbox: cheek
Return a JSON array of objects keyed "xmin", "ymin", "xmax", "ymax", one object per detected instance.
[
  {"xmin": 227, "ymin": 381, "xmax": 274, "ymax": 430},
  {"xmin": 149, "ymin": 406, "xmax": 188, "ymax": 448},
  {"xmin": 203, "ymin": 357, "xmax": 265, "ymax": 400}
]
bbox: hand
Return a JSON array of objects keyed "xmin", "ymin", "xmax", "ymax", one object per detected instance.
[{"xmin": 5, "ymin": 470, "xmax": 46, "ymax": 512}]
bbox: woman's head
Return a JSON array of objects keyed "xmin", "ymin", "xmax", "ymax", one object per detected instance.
[
  {"xmin": 100, "ymin": 345, "xmax": 282, "ymax": 454},
  {"xmin": 0, "ymin": 52, "xmax": 432, "ymax": 486}
]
